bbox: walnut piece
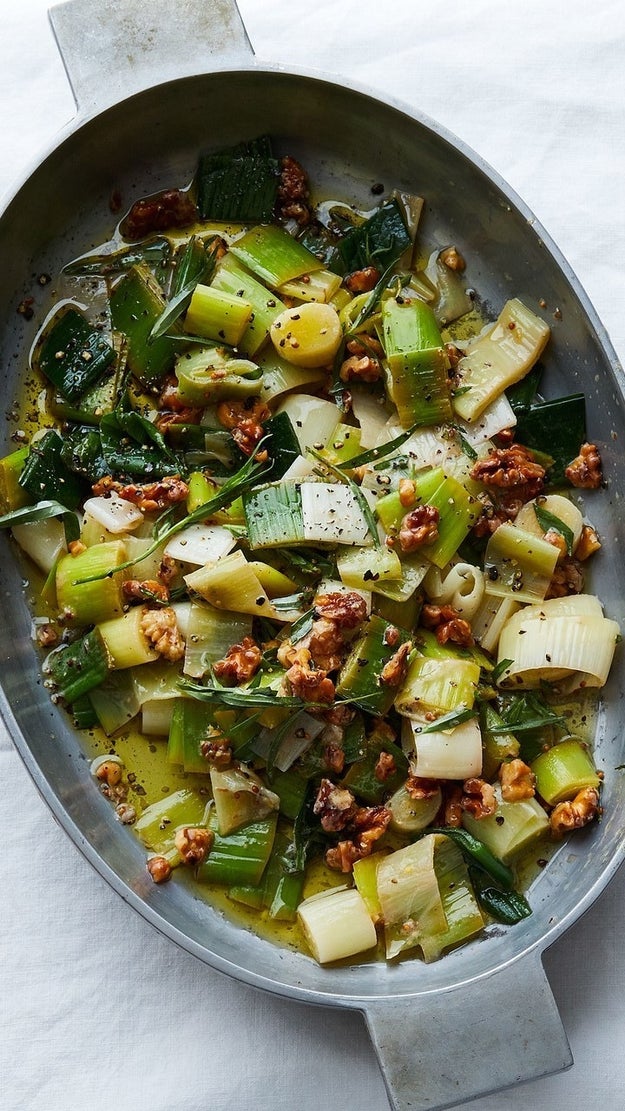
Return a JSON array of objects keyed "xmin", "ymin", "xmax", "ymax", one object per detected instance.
[
  {"xmin": 174, "ymin": 827, "xmax": 214, "ymax": 866},
  {"xmin": 406, "ymin": 776, "xmax": 441, "ymax": 800},
  {"xmin": 575, "ymin": 524, "xmax": 601, "ymax": 561},
  {"xmin": 550, "ymin": 787, "xmax": 600, "ymax": 836},
  {"xmin": 499, "ymin": 758, "xmax": 536, "ymax": 802},
  {"xmin": 545, "ymin": 556, "xmax": 584, "ymax": 599},
  {"xmin": 380, "ymin": 642, "xmax": 412, "ymax": 687},
  {"xmin": 285, "ymin": 655, "xmax": 335, "ymax": 703},
  {"xmin": 440, "ymin": 245, "xmax": 466, "ymax": 272},
  {"xmin": 565, "ymin": 443, "xmax": 603, "ymax": 489},
  {"xmin": 461, "ymin": 778, "xmax": 498, "ymax": 819},
  {"xmin": 374, "ymin": 751, "xmax": 397, "ymax": 782},
  {"xmin": 325, "ymin": 805, "xmax": 392, "ymax": 873},
  {"xmin": 213, "ymin": 636, "xmax": 262, "ymax": 685},
  {"xmin": 421, "ymin": 603, "xmax": 474, "ymax": 648},
  {"xmin": 344, "ymin": 267, "xmax": 380, "ymax": 293},
  {"xmin": 398, "ymin": 504, "xmax": 440, "ymax": 552},
  {"xmin": 470, "ymin": 444, "xmax": 545, "ymax": 498},
  {"xmin": 147, "ymin": 856, "xmax": 172, "ymax": 884},
  {"xmin": 216, "ymin": 397, "xmax": 270, "ymax": 456},
  {"xmin": 313, "ymin": 778, "xmax": 358, "ymax": 832},
  {"xmin": 92, "ymin": 474, "xmax": 189, "ymax": 513},
  {"xmin": 123, "ymin": 579, "xmax": 170, "ymax": 605},
  {"xmin": 276, "ymin": 155, "xmax": 312, "ymax": 226},
  {"xmin": 200, "ymin": 732, "xmax": 233, "ymax": 769},
  {"xmin": 141, "ymin": 606, "xmax": 185, "ymax": 662},
  {"xmin": 121, "ymin": 188, "xmax": 197, "ymax": 240},
  {"xmin": 314, "ymin": 591, "xmax": 368, "ymax": 629}
]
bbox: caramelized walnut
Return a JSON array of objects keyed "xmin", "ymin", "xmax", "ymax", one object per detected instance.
[
  {"xmin": 201, "ymin": 731, "xmax": 233, "ymax": 769},
  {"xmin": 313, "ymin": 779, "xmax": 358, "ymax": 832},
  {"xmin": 545, "ymin": 556, "xmax": 584, "ymax": 599},
  {"xmin": 325, "ymin": 805, "xmax": 392, "ymax": 873},
  {"xmin": 121, "ymin": 188, "xmax": 197, "ymax": 240},
  {"xmin": 470, "ymin": 444, "xmax": 545, "ymax": 498},
  {"xmin": 565, "ymin": 443, "xmax": 603, "ymax": 489},
  {"xmin": 212, "ymin": 636, "xmax": 262, "ymax": 685},
  {"xmin": 216, "ymin": 396, "xmax": 271, "ymax": 456},
  {"xmin": 550, "ymin": 787, "xmax": 600, "ymax": 836},
  {"xmin": 314, "ymin": 591, "xmax": 368, "ymax": 629},
  {"xmin": 421, "ymin": 603, "xmax": 474, "ymax": 648},
  {"xmin": 339, "ymin": 353, "xmax": 382, "ymax": 383},
  {"xmin": 147, "ymin": 856, "xmax": 172, "ymax": 884},
  {"xmin": 374, "ymin": 751, "xmax": 397, "ymax": 782},
  {"xmin": 276, "ymin": 155, "xmax": 312, "ymax": 225},
  {"xmin": 440, "ymin": 246, "xmax": 466, "ymax": 272},
  {"xmin": 141, "ymin": 607, "xmax": 185, "ymax": 662},
  {"xmin": 405, "ymin": 776, "xmax": 441, "ymax": 801},
  {"xmin": 575, "ymin": 524, "xmax": 601, "ymax": 561},
  {"xmin": 344, "ymin": 267, "xmax": 380, "ymax": 293},
  {"xmin": 92, "ymin": 474, "xmax": 189, "ymax": 513},
  {"xmin": 380, "ymin": 642, "xmax": 412, "ymax": 687},
  {"xmin": 123, "ymin": 579, "xmax": 170, "ymax": 605},
  {"xmin": 461, "ymin": 778, "xmax": 497, "ymax": 819},
  {"xmin": 499, "ymin": 758, "xmax": 536, "ymax": 802},
  {"xmin": 398, "ymin": 504, "xmax": 440, "ymax": 552},
  {"xmin": 174, "ymin": 827, "xmax": 214, "ymax": 866}
]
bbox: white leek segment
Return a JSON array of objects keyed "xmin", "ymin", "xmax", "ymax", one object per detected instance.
[
  {"xmin": 471, "ymin": 594, "xmax": 522, "ymax": 655},
  {"xmin": 12, "ymin": 517, "xmax": 66, "ymax": 573},
  {"xmin": 514, "ymin": 494, "xmax": 584, "ymax": 550},
  {"xmin": 376, "ymin": 835, "xmax": 446, "ymax": 960},
  {"xmin": 82, "ymin": 495, "xmax": 144, "ymax": 535},
  {"xmin": 484, "ymin": 522, "xmax": 559, "ymax": 604},
  {"xmin": 423, "ymin": 561, "xmax": 485, "ymax": 619},
  {"xmin": 277, "ymin": 268, "xmax": 342, "ymax": 304},
  {"xmin": 496, "ymin": 594, "xmax": 620, "ymax": 689},
  {"xmin": 183, "ymin": 601, "xmax": 252, "ymax": 679},
  {"xmin": 462, "ymin": 785, "xmax": 550, "ymax": 863},
  {"xmin": 98, "ymin": 605, "xmax": 159, "ymax": 669},
  {"xmin": 141, "ymin": 698, "xmax": 177, "ymax": 736},
  {"xmin": 164, "ymin": 523, "xmax": 236, "ymax": 566},
  {"xmin": 337, "ymin": 545, "xmax": 402, "ymax": 592},
  {"xmin": 298, "ymin": 886, "xmax": 377, "ymax": 964},
  {"xmin": 300, "ymin": 483, "xmax": 372, "ymax": 546},
  {"xmin": 452, "ymin": 298, "xmax": 550, "ymax": 423},
  {"xmin": 395, "ymin": 655, "xmax": 480, "ymax": 718},
  {"xmin": 419, "ymin": 837, "xmax": 484, "ymax": 963},
  {"xmin": 453, "ymin": 392, "xmax": 517, "ymax": 447},
  {"xmin": 403, "ymin": 716, "xmax": 483, "ymax": 780},
  {"xmin": 350, "ymin": 389, "xmax": 392, "ymax": 449},
  {"xmin": 184, "ymin": 550, "xmax": 278, "ymax": 619},
  {"xmin": 210, "ymin": 764, "xmax": 280, "ymax": 836},
  {"xmin": 276, "ymin": 394, "xmax": 341, "ymax": 454}
]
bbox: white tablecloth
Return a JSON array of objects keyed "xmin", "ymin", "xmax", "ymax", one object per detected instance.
[{"xmin": 1, "ymin": 3, "xmax": 624, "ymax": 1109}]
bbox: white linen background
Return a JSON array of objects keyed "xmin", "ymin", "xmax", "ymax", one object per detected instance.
[{"xmin": 1, "ymin": 1, "xmax": 624, "ymax": 1109}]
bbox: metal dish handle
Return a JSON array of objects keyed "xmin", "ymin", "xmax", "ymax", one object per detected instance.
[
  {"xmin": 49, "ymin": 0, "xmax": 253, "ymax": 118},
  {"xmin": 362, "ymin": 951, "xmax": 572, "ymax": 1111}
]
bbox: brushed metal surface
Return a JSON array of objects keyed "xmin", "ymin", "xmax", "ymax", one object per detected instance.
[{"xmin": 0, "ymin": 5, "xmax": 623, "ymax": 1108}]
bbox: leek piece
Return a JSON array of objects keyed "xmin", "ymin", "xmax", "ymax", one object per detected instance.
[
  {"xmin": 297, "ymin": 886, "xmax": 377, "ymax": 964},
  {"xmin": 56, "ymin": 541, "xmax": 126, "ymax": 625},
  {"xmin": 185, "ymin": 550, "xmax": 277, "ymax": 619},
  {"xmin": 318, "ymin": 423, "xmax": 363, "ymax": 468},
  {"xmin": 142, "ymin": 698, "xmax": 177, "ymax": 736},
  {"xmin": 278, "ymin": 268, "xmax": 342, "ymax": 304},
  {"xmin": 197, "ymin": 810, "xmax": 277, "ymax": 888},
  {"xmin": 35, "ymin": 305, "xmax": 115, "ymax": 402},
  {"xmin": 211, "ymin": 763, "xmax": 280, "ymax": 835},
  {"xmin": 514, "ymin": 393, "xmax": 586, "ymax": 485},
  {"xmin": 230, "ymin": 224, "xmax": 324, "ymax": 288},
  {"xmin": 471, "ymin": 594, "xmax": 521, "ymax": 656},
  {"xmin": 212, "ymin": 256, "xmax": 285, "ymax": 355},
  {"xmin": 230, "ymin": 830, "xmax": 304, "ymax": 921},
  {"xmin": 183, "ymin": 601, "xmax": 252, "ymax": 679},
  {"xmin": 0, "ymin": 446, "xmax": 31, "ymax": 511},
  {"xmin": 196, "ymin": 136, "xmax": 280, "ymax": 222},
  {"xmin": 480, "ymin": 703, "xmax": 520, "ymax": 781},
  {"xmin": 109, "ymin": 264, "xmax": 178, "ymax": 386},
  {"xmin": 269, "ymin": 767, "xmax": 309, "ymax": 821},
  {"xmin": 531, "ymin": 738, "xmax": 600, "ymax": 805},
  {"xmin": 247, "ymin": 562, "xmax": 298, "ymax": 598},
  {"xmin": 164, "ymin": 523, "xmax": 235, "ymax": 566},
  {"xmin": 497, "ymin": 608, "xmax": 620, "ymax": 689},
  {"xmin": 263, "ymin": 410, "xmax": 301, "ymax": 481},
  {"xmin": 19, "ymin": 430, "xmax": 85, "ymax": 511},
  {"xmin": 462, "ymin": 785, "xmax": 549, "ymax": 863},
  {"xmin": 378, "ymin": 835, "xmax": 447, "ymax": 960},
  {"xmin": 175, "ymin": 345, "xmax": 262, "ymax": 404},
  {"xmin": 82, "ymin": 495, "xmax": 143, "ymax": 537},
  {"xmin": 45, "ymin": 628, "xmax": 110, "ymax": 704},
  {"xmin": 424, "ymin": 249, "xmax": 473, "ymax": 327},
  {"xmin": 382, "ymin": 297, "xmax": 452, "ymax": 428},
  {"xmin": 258, "ymin": 348, "xmax": 325, "ymax": 404},
  {"xmin": 423, "ymin": 561, "xmax": 485, "ymax": 621},
  {"xmin": 484, "ymin": 522, "xmax": 559, "ymax": 604},
  {"xmin": 369, "ymin": 551, "xmax": 430, "ymax": 603},
  {"xmin": 134, "ymin": 788, "xmax": 208, "ymax": 854},
  {"xmin": 352, "ymin": 853, "xmax": 384, "ymax": 924},
  {"xmin": 183, "ymin": 284, "xmax": 253, "ymax": 346},
  {"xmin": 186, "ymin": 471, "xmax": 214, "ymax": 513},
  {"xmin": 243, "ymin": 483, "xmax": 304, "ymax": 548},
  {"xmin": 335, "ymin": 614, "xmax": 412, "ymax": 715},
  {"xmin": 300, "ymin": 482, "xmax": 371, "ymax": 546},
  {"xmin": 514, "ymin": 494, "xmax": 583, "ymax": 552},
  {"xmin": 336, "ymin": 199, "xmax": 411, "ymax": 275},
  {"xmin": 275, "ymin": 394, "xmax": 340, "ymax": 454},
  {"xmin": 375, "ymin": 467, "xmax": 445, "ymax": 536},
  {"xmin": 388, "ymin": 784, "xmax": 442, "ymax": 834},
  {"xmin": 97, "ymin": 605, "xmax": 159, "ymax": 670},
  {"xmin": 270, "ymin": 303, "xmax": 342, "ymax": 368},
  {"xmin": 404, "ymin": 715, "xmax": 483, "ymax": 780},
  {"xmin": 419, "ymin": 837, "xmax": 484, "ymax": 962},
  {"xmin": 372, "ymin": 589, "xmax": 422, "ymax": 631},
  {"xmin": 342, "ymin": 736, "xmax": 408, "ymax": 804},
  {"xmin": 12, "ymin": 517, "xmax": 66, "ymax": 574},
  {"xmin": 168, "ymin": 699, "xmax": 213, "ymax": 774},
  {"xmin": 395, "ymin": 654, "xmax": 480, "ymax": 718},
  {"xmin": 89, "ymin": 671, "xmax": 142, "ymax": 735},
  {"xmin": 420, "ymin": 474, "xmax": 480, "ymax": 569},
  {"xmin": 336, "ymin": 545, "xmax": 402, "ymax": 592},
  {"xmin": 452, "ymin": 299, "xmax": 550, "ymax": 423}
]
